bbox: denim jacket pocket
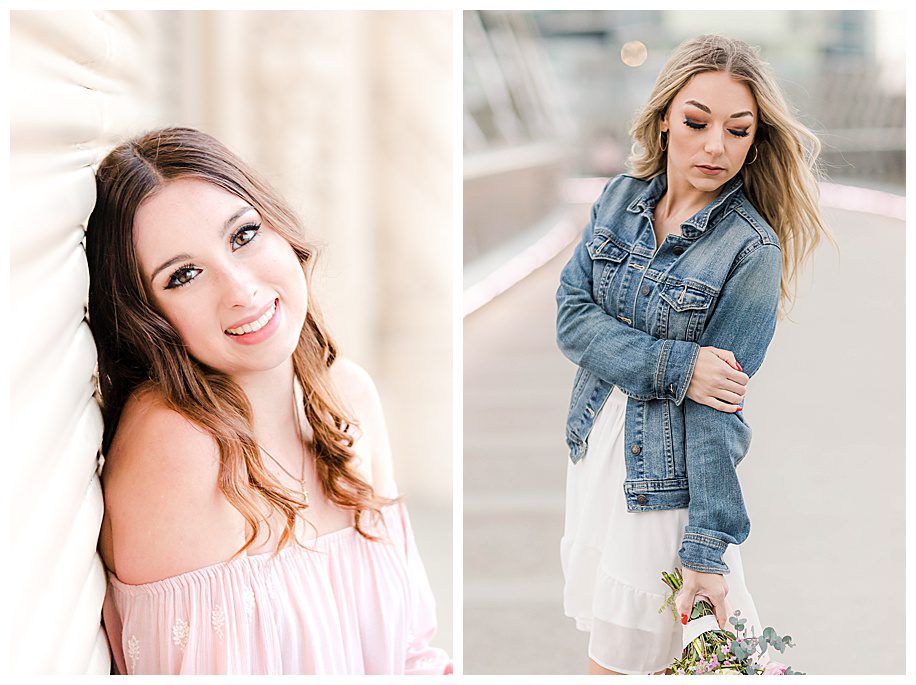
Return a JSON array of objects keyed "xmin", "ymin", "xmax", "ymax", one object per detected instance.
[
  {"xmin": 657, "ymin": 278, "xmax": 715, "ymax": 342},
  {"xmin": 586, "ymin": 227, "xmax": 628, "ymax": 306}
]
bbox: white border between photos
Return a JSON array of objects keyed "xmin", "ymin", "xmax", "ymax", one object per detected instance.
[{"xmin": 451, "ymin": 6, "xmax": 464, "ymax": 676}]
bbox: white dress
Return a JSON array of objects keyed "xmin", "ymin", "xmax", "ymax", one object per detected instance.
[{"xmin": 561, "ymin": 385, "xmax": 764, "ymax": 674}]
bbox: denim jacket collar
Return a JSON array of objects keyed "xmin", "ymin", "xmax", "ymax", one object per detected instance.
[{"xmin": 626, "ymin": 172, "xmax": 744, "ymax": 239}]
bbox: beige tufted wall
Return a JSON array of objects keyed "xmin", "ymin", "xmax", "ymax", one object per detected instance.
[
  {"xmin": 10, "ymin": 10, "xmax": 164, "ymax": 674},
  {"xmin": 10, "ymin": 10, "xmax": 452, "ymax": 674}
]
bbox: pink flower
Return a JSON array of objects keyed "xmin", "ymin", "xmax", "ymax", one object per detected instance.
[{"xmin": 763, "ymin": 661, "xmax": 787, "ymax": 675}]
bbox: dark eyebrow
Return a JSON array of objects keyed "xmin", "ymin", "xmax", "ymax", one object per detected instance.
[
  {"xmin": 149, "ymin": 205, "xmax": 256, "ymax": 282},
  {"xmin": 684, "ymin": 99, "xmax": 754, "ymax": 120},
  {"xmin": 150, "ymin": 253, "xmax": 193, "ymax": 282},
  {"xmin": 222, "ymin": 205, "xmax": 256, "ymax": 235}
]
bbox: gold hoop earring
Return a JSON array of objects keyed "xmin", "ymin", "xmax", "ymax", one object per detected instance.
[
  {"xmin": 746, "ymin": 144, "xmax": 759, "ymax": 165},
  {"xmin": 659, "ymin": 130, "xmax": 668, "ymax": 152}
]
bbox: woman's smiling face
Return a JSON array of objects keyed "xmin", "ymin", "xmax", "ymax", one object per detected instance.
[
  {"xmin": 133, "ymin": 177, "xmax": 308, "ymax": 377},
  {"xmin": 660, "ymin": 70, "xmax": 758, "ymax": 193}
]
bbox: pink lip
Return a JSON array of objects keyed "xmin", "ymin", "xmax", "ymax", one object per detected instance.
[
  {"xmin": 696, "ymin": 165, "xmax": 725, "ymax": 175},
  {"xmin": 226, "ymin": 299, "xmax": 276, "ymax": 330},
  {"xmin": 224, "ymin": 298, "xmax": 282, "ymax": 346}
]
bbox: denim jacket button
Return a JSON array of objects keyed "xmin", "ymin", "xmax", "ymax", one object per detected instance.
[
  {"xmin": 630, "ymin": 444, "xmax": 641, "ymax": 455},
  {"xmin": 640, "ymin": 284, "xmax": 651, "ymax": 296},
  {"xmin": 636, "ymin": 494, "xmax": 648, "ymax": 505},
  {"xmin": 672, "ymin": 245, "xmax": 685, "ymax": 256}
]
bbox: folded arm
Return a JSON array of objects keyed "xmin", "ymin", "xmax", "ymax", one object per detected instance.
[
  {"xmin": 555, "ymin": 185, "xmax": 699, "ymax": 404},
  {"xmin": 677, "ymin": 243, "xmax": 782, "ymax": 574}
]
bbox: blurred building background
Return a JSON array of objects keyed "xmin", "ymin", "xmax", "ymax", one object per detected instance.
[
  {"xmin": 10, "ymin": 10, "xmax": 451, "ymax": 674},
  {"xmin": 464, "ymin": 10, "xmax": 904, "ymax": 675}
]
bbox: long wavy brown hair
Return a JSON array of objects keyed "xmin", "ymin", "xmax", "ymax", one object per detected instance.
[
  {"xmin": 86, "ymin": 127, "xmax": 391, "ymax": 557},
  {"xmin": 628, "ymin": 34, "xmax": 834, "ymax": 317}
]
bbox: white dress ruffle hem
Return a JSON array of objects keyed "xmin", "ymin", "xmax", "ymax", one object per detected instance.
[{"xmin": 561, "ymin": 385, "xmax": 765, "ymax": 675}]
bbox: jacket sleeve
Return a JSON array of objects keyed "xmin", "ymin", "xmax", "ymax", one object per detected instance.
[
  {"xmin": 555, "ymin": 182, "xmax": 700, "ymax": 404},
  {"xmin": 677, "ymin": 243, "xmax": 782, "ymax": 574}
]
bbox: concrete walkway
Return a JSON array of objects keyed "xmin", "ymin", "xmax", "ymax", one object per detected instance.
[{"xmin": 463, "ymin": 205, "xmax": 904, "ymax": 675}]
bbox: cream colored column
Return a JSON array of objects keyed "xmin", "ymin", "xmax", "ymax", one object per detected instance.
[{"xmin": 368, "ymin": 11, "xmax": 453, "ymax": 500}]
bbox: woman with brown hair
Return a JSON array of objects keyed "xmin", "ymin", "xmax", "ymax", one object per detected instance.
[{"xmin": 87, "ymin": 127, "xmax": 450, "ymax": 675}]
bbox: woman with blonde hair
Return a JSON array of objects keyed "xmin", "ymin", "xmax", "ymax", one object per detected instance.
[
  {"xmin": 88, "ymin": 127, "xmax": 450, "ymax": 675},
  {"xmin": 556, "ymin": 35, "xmax": 830, "ymax": 674}
]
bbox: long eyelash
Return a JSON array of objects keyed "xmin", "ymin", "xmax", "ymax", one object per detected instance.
[
  {"xmin": 231, "ymin": 223, "xmax": 262, "ymax": 249},
  {"xmin": 683, "ymin": 119, "xmax": 750, "ymax": 138},
  {"xmin": 165, "ymin": 263, "xmax": 199, "ymax": 290}
]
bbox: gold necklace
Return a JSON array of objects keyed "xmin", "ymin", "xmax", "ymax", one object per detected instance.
[{"xmin": 259, "ymin": 393, "xmax": 310, "ymax": 507}]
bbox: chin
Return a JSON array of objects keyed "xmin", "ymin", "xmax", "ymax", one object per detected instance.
[{"xmin": 690, "ymin": 174, "xmax": 730, "ymax": 192}]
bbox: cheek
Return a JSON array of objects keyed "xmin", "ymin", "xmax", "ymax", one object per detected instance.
[
  {"xmin": 262, "ymin": 242, "xmax": 309, "ymax": 327},
  {"xmin": 159, "ymin": 298, "xmax": 216, "ymax": 350},
  {"xmin": 733, "ymin": 135, "xmax": 753, "ymax": 153},
  {"xmin": 286, "ymin": 263, "xmax": 309, "ymax": 316},
  {"xmin": 271, "ymin": 242, "xmax": 308, "ymax": 298},
  {"xmin": 149, "ymin": 282, "xmax": 222, "ymax": 349},
  {"xmin": 669, "ymin": 129, "xmax": 694, "ymax": 154}
]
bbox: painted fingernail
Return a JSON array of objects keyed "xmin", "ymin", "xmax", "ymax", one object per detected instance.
[
  {"xmin": 737, "ymin": 362, "xmax": 743, "ymax": 371},
  {"xmin": 736, "ymin": 406, "xmax": 743, "ymax": 411},
  {"xmin": 681, "ymin": 613, "xmax": 689, "ymax": 625}
]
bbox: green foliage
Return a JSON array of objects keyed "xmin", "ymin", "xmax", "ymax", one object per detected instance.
[{"xmin": 658, "ymin": 567, "xmax": 805, "ymax": 675}]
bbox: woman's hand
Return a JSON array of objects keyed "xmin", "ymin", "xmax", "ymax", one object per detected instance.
[
  {"xmin": 686, "ymin": 346, "xmax": 749, "ymax": 412},
  {"xmin": 675, "ymin": 567, "xmax": 733, "ymax": 631}
]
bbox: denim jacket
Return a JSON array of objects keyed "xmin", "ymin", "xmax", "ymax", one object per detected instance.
[{"xmin": 555, "ymin": 172, "xmax": 781, "ymax": 575}]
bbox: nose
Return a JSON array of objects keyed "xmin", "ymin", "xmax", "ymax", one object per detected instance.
[
  {"xmin": 703, "ymin": 125, "xmax": 726, "ymax": 157},
  {"xmin": 217, "ymin": 264, "xmax": 259, "ymax": 309}
]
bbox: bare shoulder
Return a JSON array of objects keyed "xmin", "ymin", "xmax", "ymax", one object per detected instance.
[
  {"xmin": 329, "ymin": 357, "xmax": 398, "ymax": 497},
  {"xmin": 101, "ymin": 387, "xmax": 245, "ymax": 584},
  {"xmin": 329, "ymin": 357, "xmax": 379, "ymax": 411}
]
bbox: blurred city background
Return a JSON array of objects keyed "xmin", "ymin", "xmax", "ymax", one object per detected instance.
[
  {"xmin": 11, "ymin": 10, "xmax": 451, "ymax": 673},
  {"xmin": 464, "ymin": 10, "xmax": 904, "ymax": 675}
]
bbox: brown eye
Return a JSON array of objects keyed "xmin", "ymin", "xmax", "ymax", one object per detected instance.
[
  {"xmin": 165, "ymin": 265, "xmax": 201, "ymax": 290},
  {"xmin": 231, "ymin": 224, "xmax": 261, "ymax": 250}
]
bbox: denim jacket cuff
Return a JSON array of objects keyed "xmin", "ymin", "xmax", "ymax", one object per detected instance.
[
  {"xmin": 678, "ymin": 526, "xmax": 732, "ymax": 574},
  {"xmin": 657, "ymin": 340, "xmax": 700, "ymax": 405}
]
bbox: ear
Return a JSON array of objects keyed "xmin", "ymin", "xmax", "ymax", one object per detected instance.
[{"xmin": 659, "ymin": 112, "xmax": 670, "ymax": 134}]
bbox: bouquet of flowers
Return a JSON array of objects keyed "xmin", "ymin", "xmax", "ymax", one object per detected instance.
[{"xmin": 658, "ymin": 568, "xmax": 804, "ymax": 675}]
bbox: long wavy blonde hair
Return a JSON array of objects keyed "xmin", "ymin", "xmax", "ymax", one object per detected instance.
[
  {"xmin": 628, "ymin": 34, "xmax": 833, "ymax": 316},
  {"xmin": 87, "ymin": 127, "xmax": 392, "ymax": 557}
]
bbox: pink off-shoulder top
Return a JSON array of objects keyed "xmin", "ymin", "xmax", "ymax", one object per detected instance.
[{"xmin": 101, "ymin": 500, "xmax": 451, "ymax": 675}]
